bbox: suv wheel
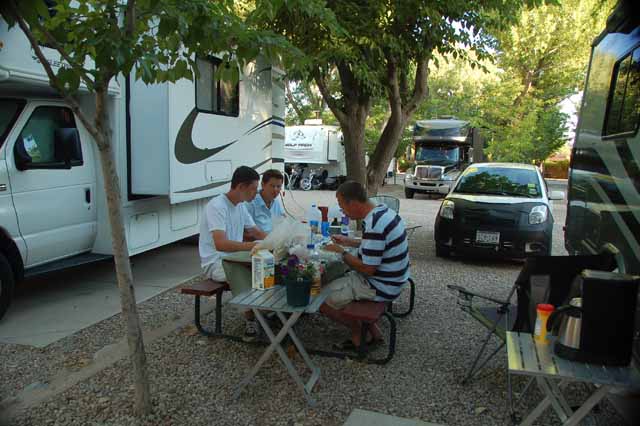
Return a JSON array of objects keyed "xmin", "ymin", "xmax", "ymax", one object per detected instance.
[{"xmin": 0, "ymin": 253, "xmax": 15, "ymax": 320}]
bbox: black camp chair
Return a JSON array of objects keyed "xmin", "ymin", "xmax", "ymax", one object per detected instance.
[{"xmin": 447, "ymin": 253, "xmax": 617, "ymax": 385}]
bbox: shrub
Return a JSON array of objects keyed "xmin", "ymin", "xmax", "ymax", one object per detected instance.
[{"xmin": 542, "ymin": 159, "xmax": 570, "ymax": 179}]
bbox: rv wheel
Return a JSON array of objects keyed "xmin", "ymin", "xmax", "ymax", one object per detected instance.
[
  {"xmin": 301, "ymin": 178, "xmax": 312, "ymax": 191},
  {"xmin": 404, "ymin": 187, "xmax": 415, "ymax": 199},
  {"xmin": 0, "ymin": 253, "xmax": 15, "ymax": 320}
]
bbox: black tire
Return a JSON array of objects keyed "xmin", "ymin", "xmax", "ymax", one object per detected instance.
[
  {"xmin": 435, "ymin": 244, "xmax": 451, "ymax": 258},
  {"xmin": 0, "ymin": 253, "xmax": 15, "ymax": 320},
  {"xmin": 404, "ymin": 187, "xmax": 415, "ymax": 199}
]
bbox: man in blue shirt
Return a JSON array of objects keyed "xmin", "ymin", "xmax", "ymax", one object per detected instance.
[{"xmin": 246, "ymin": 169, "xmax": 286, "ymax": 233}]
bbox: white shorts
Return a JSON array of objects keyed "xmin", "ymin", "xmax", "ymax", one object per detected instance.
[
  {"xmin": 325, "ymin": 271, "xmax": 376, "ymax": 310},
  {"xmin": 203, "ymin": 262, "xmax": 226, "ymax": 282}
]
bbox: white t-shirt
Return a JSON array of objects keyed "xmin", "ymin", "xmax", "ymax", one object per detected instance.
[{"xmin": 199, "ymin": 194, "xmax": 256, "ymax": 269}]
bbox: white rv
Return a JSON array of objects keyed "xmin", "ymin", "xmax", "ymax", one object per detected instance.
[
  {"xmin": 0, "ymin": 21, "xmax": 285, "ymax": 318},
  {"xmin": 284, "ymin": 120, "xmax": 346, "ymax": 189}
]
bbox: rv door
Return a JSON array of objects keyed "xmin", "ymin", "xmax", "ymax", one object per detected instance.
[{"xmin": 5, "ymin": 101, "xmax": 97, "ymax": 267}]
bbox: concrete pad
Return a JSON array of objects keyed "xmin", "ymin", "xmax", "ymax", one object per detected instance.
[
  {"xmin": 343, "ymin": 409, "xmax": 445, "ymax": 426},
  {"xmin": 0, "ymin": 241, "xmax": 201, "ymax": 347}
]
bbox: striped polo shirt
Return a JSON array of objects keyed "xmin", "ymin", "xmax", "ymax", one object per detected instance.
[{"xmin": 357, "ymin": 204, "xmax": 410, "ymax": 301}]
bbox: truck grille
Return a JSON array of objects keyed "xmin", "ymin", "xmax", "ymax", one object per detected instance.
[{"xmin": 415, "ymin": 166, "xmax": 443, "ymax": 180}]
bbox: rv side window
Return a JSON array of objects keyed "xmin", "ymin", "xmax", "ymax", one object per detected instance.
[
  {"xmin": 15, "ymin": 106, "xmax": 83, "ymax": 169},
  {"xmin": 603, "ymin": 47, "xmax": 640, "ymax": 138},
  {"xmin": 195, "ymin": 57, "xmax": 240, "ymax": 117}
]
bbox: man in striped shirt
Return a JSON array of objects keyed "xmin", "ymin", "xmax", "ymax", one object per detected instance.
[{"xmin": 321, "ymin": 181, "xmax": 409, "ymax": 350}]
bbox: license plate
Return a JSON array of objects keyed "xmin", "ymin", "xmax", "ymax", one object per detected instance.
[{"xmin": 476, "ymin": 231, "xmax": 500, "ymax": 245}]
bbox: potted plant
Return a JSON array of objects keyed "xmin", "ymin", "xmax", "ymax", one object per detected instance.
[{"xmin": 279, "ymin": 255, "xmax": 316, "ymax": 307}]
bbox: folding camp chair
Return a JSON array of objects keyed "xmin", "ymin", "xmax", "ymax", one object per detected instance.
[
  {"xmin": 369, "ymin": 195, "xmax": 422, "ymax": 239},
  {"xmin": 448, "ymin": 253, "xmax": 616, "ymax": 385}
]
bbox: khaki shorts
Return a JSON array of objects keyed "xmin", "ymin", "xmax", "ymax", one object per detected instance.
[{"xmin": 325, "ymin": 271, "xmax": 376, "ymax": 310}]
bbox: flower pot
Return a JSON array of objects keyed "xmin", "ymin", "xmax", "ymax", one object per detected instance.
[{"xmin": 285, "ymin": 278, "xmax": 312, "ymax": 307}]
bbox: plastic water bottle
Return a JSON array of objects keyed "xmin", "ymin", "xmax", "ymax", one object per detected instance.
[
  {"xmin": 307, "ymin": 203, "xmax": 322, "ymax": 236},
  {"xmin": 340, "ymin": 210, "xmax": 350, "ymax": 236},
  {"xmin": 307, "ymin": 244, "xmax": 322, "ymax": 296}
]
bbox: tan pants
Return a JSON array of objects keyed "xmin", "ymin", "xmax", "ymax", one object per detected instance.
[{"xmin": 324, "ymin": 269, "xmax": 376, "ymax": 310}]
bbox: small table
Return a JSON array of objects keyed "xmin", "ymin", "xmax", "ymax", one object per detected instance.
[
  {"xmin": 228, "ymin": 285, "xmax": 331, "ymax": 406},
  {"xmin": 507, "ymin": 331, "xmax": 640, "ymax": 426}
]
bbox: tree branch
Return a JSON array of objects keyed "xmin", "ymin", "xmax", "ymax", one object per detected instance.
[
  {"xmin": 403, "ymin": 57, "xmax": 429, "ymax": 117},
  {"xmin": 386, "ymin": 58, "xmax": 402, "ymax": 118},
  {"xmin": 10, "ymin": 2, "xmax": 102, "ymax": 146},
  {"xmin": 125, "ymin": 0, "xmax": 136, "ymax": 37},
  {"xmin": 313, "ymin": 70, "xmax": 348, "ymax": 124},
  {"xmin": 285, "ymin": 79, "xmax": 306, "ymax": 124},
  {"xmin": 29, "ymin": 20, "xmax": 95, "ymax": 89}
]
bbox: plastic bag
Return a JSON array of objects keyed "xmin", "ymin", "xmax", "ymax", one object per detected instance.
[{"xmin": 254, "ymin": 217, "xmax": 310, "ymax": 259}]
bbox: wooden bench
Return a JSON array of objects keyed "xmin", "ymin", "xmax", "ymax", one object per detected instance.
[
  {"xmin": 180, "ymin": 279, "xmax": 230, "ymax": 337},
  {"xmin": 342, "ymin": 300, "xmax": 397, "ymax": 364}
]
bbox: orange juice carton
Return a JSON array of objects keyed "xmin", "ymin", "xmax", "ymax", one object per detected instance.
[{"xmin": 252, "ymin": 249, "xmax": 275, "ymax": 290}]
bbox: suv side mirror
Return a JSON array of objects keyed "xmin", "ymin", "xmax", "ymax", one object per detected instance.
[{"xmin": 54, "ymin": 128, "xmax": 83, "ymax": 169}]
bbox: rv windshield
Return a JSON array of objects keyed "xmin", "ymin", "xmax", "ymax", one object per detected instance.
[
  {"xmin": 0, "ymin": 99, "xmax": 25, "ymax": 147},
  {"xmin": 415, "ymin": 146, "xmax": 459, "ymax": 165}
]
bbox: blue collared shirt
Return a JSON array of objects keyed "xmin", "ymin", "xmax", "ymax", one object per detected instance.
[{"xmin": 246, "ymin": 193, "xmax": 285, "ymax": 233}]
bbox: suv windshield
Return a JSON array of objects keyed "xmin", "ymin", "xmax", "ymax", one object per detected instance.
[
  {"xmin": 454, "ymin": 166, "xmax": 542, "ymax": 198},
  {"xmin": 415, "ymin": 146, "xmax": 459, "ymax": 165},
  {"xmin": 0, "ymin": 99, "xmax": 25, "ymax": 147}
]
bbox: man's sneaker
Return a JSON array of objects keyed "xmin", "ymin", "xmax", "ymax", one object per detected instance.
[{"xmin": 243, "ymin": 320, "xmax": 259, "ymax": 342}]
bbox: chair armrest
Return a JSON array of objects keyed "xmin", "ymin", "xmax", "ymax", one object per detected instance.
[{"xmin": 447, "ymin": 284, "xmax": 510, "ymax": 306}]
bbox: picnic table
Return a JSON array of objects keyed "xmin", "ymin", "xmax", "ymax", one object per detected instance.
[
  {"xmin": 507, "ymin": 331, "xmax": 640, "ymax": 426},
  {"xmin": 228, "ymin": 284, "xmax": 332, "ymax": 406}
]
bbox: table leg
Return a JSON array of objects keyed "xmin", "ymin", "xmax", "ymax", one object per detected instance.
[
  {"xmin": 562, "ymin": 385, "xmax": 609, "ymax": 426},
  {"xmin": 275, "ymin": 311, "xmax": 321, "ymax": 393},
  {"xmin": 539, "ymin": 378, "xmax": 573, "ymax": 422},
  {"xmin": 233, "ymin": 309, "xmax": 317, "ymax": 406},
  {"xmin": 519, "ymin": 378, "xmax": 569, "ymax": 426}
]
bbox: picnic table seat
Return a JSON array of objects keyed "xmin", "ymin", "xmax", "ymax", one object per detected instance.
[
  {"xmin": 310, "ymin": 300, "xmax": 397, "ymax": 365},
  {"xmin": 180, "ymin": 279, "xmax": 240, "ymax": 340}
]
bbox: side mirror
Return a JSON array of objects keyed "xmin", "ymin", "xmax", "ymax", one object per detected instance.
[
  {"xmin": 549, "ymin": 190, "xmax": 565, "ymax": 200},
  {"xmin": 54, "ymin": 128, "xmax": 82, "ymax": 169}
]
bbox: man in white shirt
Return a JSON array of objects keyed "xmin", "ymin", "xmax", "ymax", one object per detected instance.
[
  {"xmin": 199, "ymin": 166, "xmax": 267, "ymax": 339},
  {"xmin": 245, "ymin": 169, "xmax": 286, "ymax": 233}
]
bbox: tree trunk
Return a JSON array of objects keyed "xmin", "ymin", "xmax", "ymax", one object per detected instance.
[
  {"xmin": 366, "ymin": 58, "xmax": 430, "ymax": 196},
  {"xmin": 340, "ymin": 103, "xmax": 369, "ymax": 186},
  {"xmin": 94, "ymin": 90, "xmax": 151, "ymax": 416},
  {"xmin": 366, "ymin": 110, "xmax": 407, "ymax": 196}
]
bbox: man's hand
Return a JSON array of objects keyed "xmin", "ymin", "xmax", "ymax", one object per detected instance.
[
  {"xmin": 331, "ymin": 234, "xmax": 349, "ymax": 245},
  {"xmin": 331, "ymin": 234, "xmax": 360, "ymax": 247},
  {"xmin": 322, "ymin": 243, "xmax": 345, "ymax": 254}
]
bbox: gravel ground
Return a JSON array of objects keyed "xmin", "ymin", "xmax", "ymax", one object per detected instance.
[{"xmin": 1, "ymin": 185, "xmax": 628, "ymax": 425}]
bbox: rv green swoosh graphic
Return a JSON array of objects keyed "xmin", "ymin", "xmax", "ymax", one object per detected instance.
[{"xmin": 174, "ymin": 108, "xmax": 285, "ymax": 165}]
